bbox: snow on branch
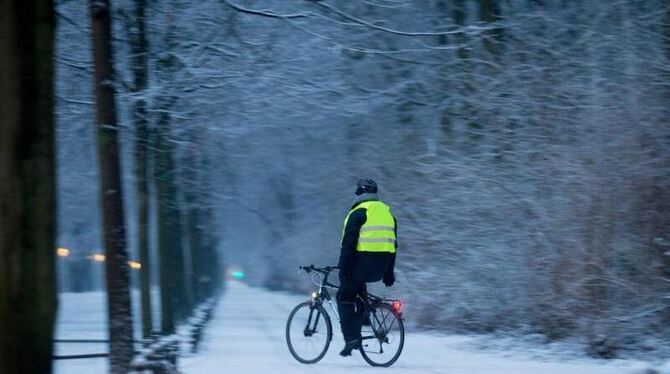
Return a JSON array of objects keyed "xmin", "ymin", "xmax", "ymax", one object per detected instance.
[
  {"xmin": 223, "ymin": 0, "xmax": 312, "ymax": 19},
  {"xmin": 311, "ymin": 1, "xmax": 492, "ymax": 37},
  {"xmin": 284, "ymin": 19, "xmax": 469, "ymax": 56},
  {"xmin": 56, "ymin": 95, "xmax": 95, "ymax": 106}
]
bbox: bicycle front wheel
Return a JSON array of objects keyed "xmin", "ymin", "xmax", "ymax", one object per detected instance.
[
  {"xmin": 360, "ymin": 303, "xmax": 404, "ymax": 367},
  {"xmin": 285, "ymin": 301, "xmax": 332, "ymax": 364}
]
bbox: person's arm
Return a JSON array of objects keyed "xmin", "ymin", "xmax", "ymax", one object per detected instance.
[
  {"xmin": 383, "ymin": 216, "xmax": 397, "ymax": 284},
  {"xmin": 338, "ymin": 208, "xmax": 366, "ymax": 278}
]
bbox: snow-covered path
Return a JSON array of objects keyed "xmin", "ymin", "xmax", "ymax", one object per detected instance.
[{"xmin": 180, "ymin": 281, "xmax": 643, "ymax": 374}]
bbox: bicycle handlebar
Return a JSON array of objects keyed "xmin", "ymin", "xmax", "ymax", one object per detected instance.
[
  {"xmin": 299, "ymin": 264, "xmax": 339, "ymax": 274},
  {"xmin": 299, "ymin": 264, "xmax": 391, "ymax": 303}
]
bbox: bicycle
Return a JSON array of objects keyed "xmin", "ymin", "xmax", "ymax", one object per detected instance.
[{"xmin": 285, "ymin": 265, "xmax": 405, "ymax": 367}]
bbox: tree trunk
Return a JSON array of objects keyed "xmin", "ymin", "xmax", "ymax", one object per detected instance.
[
  {"xmin": 130, "ymin": 0, "xmax": 152, "ymax": 339},
  {"xmin": 479, "ymin": 0, "xmax": 502, "ymax": 56},
  {"xmin": 155, "ymin": 107, "xmax": 183, "ymax": 333},
  {"xmin": 0, "ymin": 1, "xmax": 57, "ymax": 373},
  {"xmin": 183, "ymin": 138, "xmax": 207, "ymax": 304},
  {"xmin": 90, "ymin": 1, "xmax": 134, "ymax": 372},
  {"xmin": 176, "ymin": 164, "xmax": 194, "ymax": 318},
  {"xmin": 200, "ymin": 179, "xmax": 222, "ymax": 297},
  {"xmin": 154, "ymin": 9, "xmax": 191, "ymax": 328}
]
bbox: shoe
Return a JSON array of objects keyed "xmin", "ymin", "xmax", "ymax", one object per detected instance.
[{"xmin": 339, "ymin": 339, "xmax": 361, "ymax": 357}]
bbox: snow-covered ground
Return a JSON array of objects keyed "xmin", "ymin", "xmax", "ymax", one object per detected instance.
[
  {"xmin": 54, "ymin": 281, "xmax": 663, "ymax": 373},
  {"xmin": 180, "ymin": 281, "xmax": 653, "ymax": 374}
]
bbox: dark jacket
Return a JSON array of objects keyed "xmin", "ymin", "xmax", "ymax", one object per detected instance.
[{"xmin": 338, "ymin": 199, "xmax": 397, "ymax": 283}]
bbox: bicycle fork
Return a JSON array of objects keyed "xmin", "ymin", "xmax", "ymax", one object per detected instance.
[{"xmin": 303, "ymin": 307, "xmax": 322, "ymax": 337}]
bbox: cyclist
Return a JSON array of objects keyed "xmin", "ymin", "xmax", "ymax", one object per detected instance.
[{"xmin": 337, "ymin": 177, "xmax": 397, "ymax": 357}]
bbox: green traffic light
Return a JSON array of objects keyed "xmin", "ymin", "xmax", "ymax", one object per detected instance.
[{"xmin": 232, "ymin": 271, "xmax": 245, "ymax": 279}]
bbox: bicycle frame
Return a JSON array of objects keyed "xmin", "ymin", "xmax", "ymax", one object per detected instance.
[{"xmin": 306, "ymin": 266, "xmax": 401, "ymax": 340}]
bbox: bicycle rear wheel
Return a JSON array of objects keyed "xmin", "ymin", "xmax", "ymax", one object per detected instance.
[
  {"xmin": 360, "ymin": 303, "xmax": 404, "ymax": 367},
  {"xmin": 286, "ymin": 301, "xmax": 332, "ymax": 364}
]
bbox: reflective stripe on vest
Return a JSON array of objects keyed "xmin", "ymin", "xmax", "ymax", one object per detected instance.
[{"xmin": 342, "ymin": 200, "xmax": 396, "ymax": 253}]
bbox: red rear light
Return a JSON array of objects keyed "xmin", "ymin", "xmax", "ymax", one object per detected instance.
[{"xmin": 391, "ymin": 300, "xmax": 402, "ymax": 312}]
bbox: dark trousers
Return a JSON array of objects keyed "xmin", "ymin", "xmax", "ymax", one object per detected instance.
[{"xmin": 337, "ymin": 278, "xmax": 367, "ymax": 343}]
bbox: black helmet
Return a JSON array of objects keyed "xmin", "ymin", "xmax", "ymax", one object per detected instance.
[{"xmin": 355, "ymin": 177, "xmax": 378, "ymax": 195}]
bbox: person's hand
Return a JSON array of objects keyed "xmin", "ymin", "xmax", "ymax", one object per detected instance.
[
  {"xmin": 383, "ymin": 272, "xmax": 395, "ymax": 287},
  {"xmin": 339, "ymin": 269, "xmax": 351, "ymax": 282}
]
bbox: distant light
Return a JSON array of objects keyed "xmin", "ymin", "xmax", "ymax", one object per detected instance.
[
  {"xmin": 128, "ymin": 261, "xmax": 142, "ymax": 270},
  {"xmin": 232, "ymin": 271, "xmax": 245, "ymax": 279},
  {"xmin": 57, "ymin": 247, "xmax": 70, "ymax": 257},
  {"xmin": 91, "ymin": 253, "xmax": 106, "ymax": 262}
]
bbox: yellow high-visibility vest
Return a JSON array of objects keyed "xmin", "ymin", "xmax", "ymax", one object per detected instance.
[{"xmin": 342, "ymin": 201, "xmax": 396, "ymax": 253}]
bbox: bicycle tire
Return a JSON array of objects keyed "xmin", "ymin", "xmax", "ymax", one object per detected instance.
[
  {"xmin": 359, "ymin": 303, "xmax": 404, "ymax": 367},
  {"xmin": 286, "ymin": 301, "xmax": 332, "ymax": 364}
]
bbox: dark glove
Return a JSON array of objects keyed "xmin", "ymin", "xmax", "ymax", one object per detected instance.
[
  {"xmin": 383, "ymin": 272, "xmax": 395, "ymax": 287},
  {"xmin": 339, "ymin": 269, "xmax": 351, "ymax": 283}
]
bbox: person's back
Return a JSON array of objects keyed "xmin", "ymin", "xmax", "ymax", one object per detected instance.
[{"xmin": 337, "ymin": 178, "xmax": 396, "ymax": 357}]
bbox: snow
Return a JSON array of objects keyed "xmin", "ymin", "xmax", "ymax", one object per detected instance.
[
  {"xmin": 179, "ymin": 280, "xmax": 649, "ymax": 374},
  {"xmin": 53, "ymin": 280, "xmax": 667, "ymax": 373}
]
